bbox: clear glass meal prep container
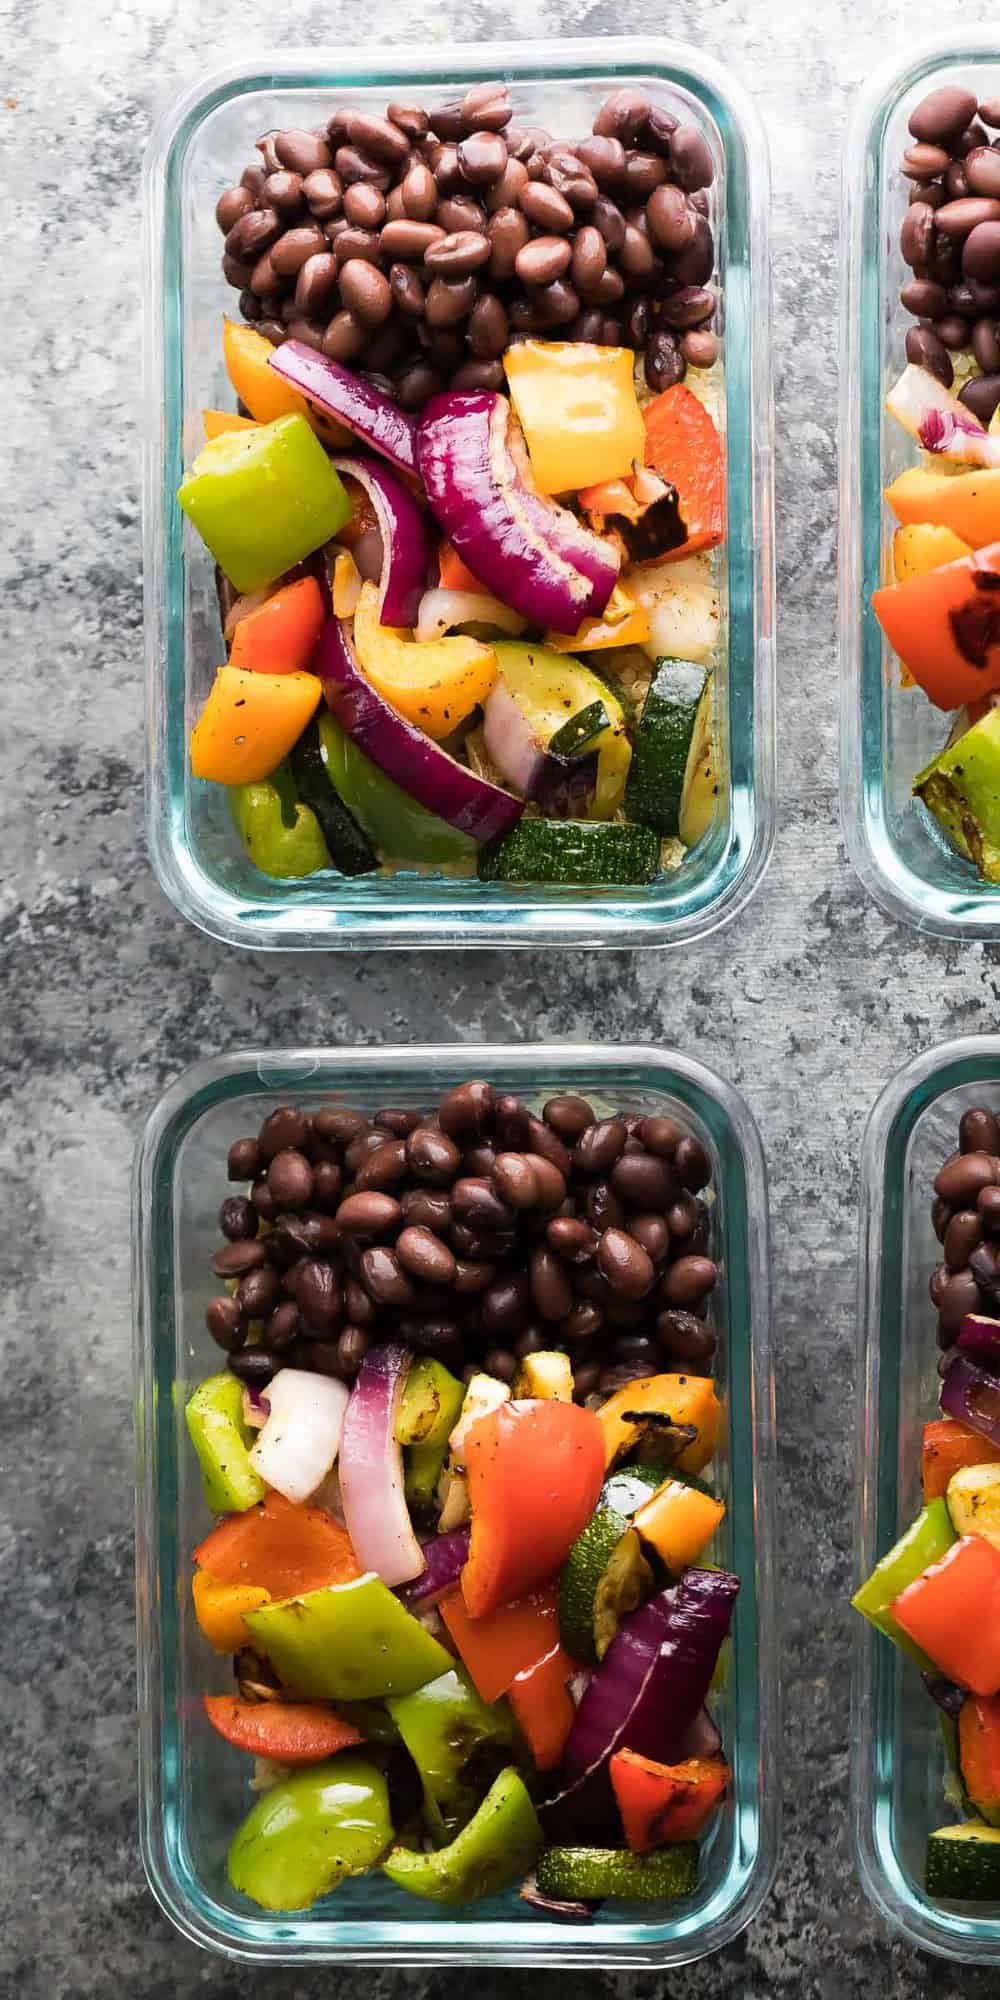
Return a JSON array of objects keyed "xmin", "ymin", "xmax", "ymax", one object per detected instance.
[
  {"xmin": 853, "ymin": 1032, "xmax": 1000, "ymax": 1961},
  {"xmin": 840, "ymin": 36, "xmax": 1000, "ymax": 939},
  {"xmin": 142, "ymin": 40, "xmax": 774, "ymax": 951},
  {"xmin": 133, "ymin": 1042, "xmax": 777, "ymax": 1965}
]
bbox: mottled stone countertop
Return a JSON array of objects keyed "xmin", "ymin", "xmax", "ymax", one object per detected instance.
[{"xmin": 7, "ymin": 0, "xmax": 1000, "ymax": 1992}]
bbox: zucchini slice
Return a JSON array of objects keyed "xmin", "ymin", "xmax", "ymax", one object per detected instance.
[
  {"xmin": 478, "ymin": 819, "xmax": 660, "ymax": 886},
  {"xmin": 559, "ymin": 1505, "xmax": 653, "ymax": 1665},
  {"xmin": 625, "ymin": 658, "xmax": 708, "ymax": 837},
  {"xmin": 548, "ymin": 700, "xmax": 610, "ymax": 758},
  {"xmin": 289, "ymin": 720, "xmax": 377, "ymax": 877},
  {"xmin": 537, "ymin": 1844, "xmax": 699, "ymax": 1902},
  {"xmin": 926, "ymin": 1821, "xmax": 1000, "ymax": 1900},
  {"xmin": 678, "ymin": 679, "xmax": 718, "ymax": 850}
]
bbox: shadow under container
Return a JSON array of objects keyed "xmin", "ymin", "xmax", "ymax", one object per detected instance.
[
  {"xmin": 853, "ymin": 1033, "xmax": 1000, "ymax": 1960},
  {"xmin": 134, "ymin": 1043, "xmax": 777, "ymax": 1965},
  {"xmin": 841, "ymin": 37, "xmax": 1000, "ymax": 938},
  {"xmin": 143, "ymin": 39, "xmax": 774, "ymax": 950}
]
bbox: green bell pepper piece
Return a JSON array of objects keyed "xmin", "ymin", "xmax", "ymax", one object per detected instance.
[
  {"xmin": 245, "ymin": 1572, "xmax": 452, "ymax": 1700},
  {"xmin": 852, "ymin": 1498, "xmax": 957, "ymax": 1667},
  {"xmin": 388, "ymin": 1666, "xmax": 515, "ymax": 1840},
  {"xmin": 230, "ymin": 769, "xmax": 331, "ymax": 879},
  {"xmin": 914, "ymin": 706, "xmax": 1000, "ymax": 884},
  {"xmin": 382, "ymin": 1767, "xmax": 542, "ymax": 1905},
  {"xmin": 317, "ymin": 711, "xmax": 478, "ymax": 866},
  {"xmin": 228, "ymin": 1754, "xmax": 392, "ymax": 1911},
  {"xmin": 177, "ymin": 414, "xmax": 350, "ymax": 595},
  {"xmin": 185, "ymin": 1372, "xmax": 264, "ymax": 1514},
  {"xmin": 398, "ymin": 1358, "xmax": 465, "ymax": 1514}
]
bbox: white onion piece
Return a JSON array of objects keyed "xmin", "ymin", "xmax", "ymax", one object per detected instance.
[
  {"xmin": 886, "ymin": 362, "xmax": 1000, "ymax": 465},
  {"xmin": 415, "ymin": 587, "xmax": 526, "ymax": 645},
  {"xmin": 482, "ymin": 679, "xmax": 548, "ymax": 796},
  {"xmin": 249, "ymin": 1369, "xmax": 349, "ymax": 1505},
  {"xmin": 339, "ymin": 1343, "xmax": 425, "ymax": 1587}
]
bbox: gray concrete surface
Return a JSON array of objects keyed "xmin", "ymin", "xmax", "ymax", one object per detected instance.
[{"xmin": 5, "ymin": 0, "xmax": 1000, "ymax": 1992}]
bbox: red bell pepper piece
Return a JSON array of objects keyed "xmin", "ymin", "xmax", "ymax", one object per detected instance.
[
  {"xmin": 959, "ymin": 1692, "xmax": 1000, "ymax": 1819},
  {"xmin": 871, "ymin": 542, "xmax": 1000, "ymax": 710},
  {"xmin": 508, "ymin": 1643, "xmax": 577, "ymax": 1772},
  {"xmin": 921, "ymin": 1417, "xmax": 1000, "ymax": 1501},
  {"xmin": 438, "ymin": 541, "xmax": 487, "ymax": 595},
  {"xmin": 193, "ymin": 1491, "xmax": 360, "ymax": 1600},
  {"xmin": 203, "ymin": 1693, "xmax": 361, "ymax": 1764},
  {"xmin": 228, "ymin": 576, "xmax": 326, "ymax": 674},
  {"xmin": 438, "ymin": 1581, "xmax": 561, "ymax": 1703},
  {"xmin": 642, "ymin": 385, "xmax": 724, "ymax": 563},
  {"xmin": 892, "ymin": 1535, "xmax": 1000, "ymax": 1693},
  {"xmin": 610, "ymin": 1748, "xmax": 730, "ymax": 1852},
  {"xmin": 461, "ymin": 1398, "xmax": 605, "ymax": 1619}
]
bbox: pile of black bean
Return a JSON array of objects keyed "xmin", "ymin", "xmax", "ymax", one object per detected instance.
[
  {"xmin": 930, "ymin": 1105, "xmax": 1000, "ymax": 1355},
  {"xmin": 215, "ymin": 82, "xmax": 717, "ymax": 409},
  {"xmin": 205, "ymin": 1081, "xmax": 718, "ymax": 1398},
  {"xmin": 899, "ymin": 84, "xmax": 1000, "ymax": 418}
]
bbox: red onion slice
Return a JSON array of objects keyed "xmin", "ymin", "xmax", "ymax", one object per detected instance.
[
  {"xmin": 397, "ymin": 1527, "xmax": 472, "ymax": 1611},
  {"xmin": 482, "ymin": 679, "xmax": 549, "ymax": 796},
  {"xmin": 958, "ymin": 1313, "xmax": 1000, "ymax": 1362},
  {"xmin": 269, "ymin": 342, "xmax": 419, "ymax": 474},
  {"xmin": 940, "ymin": 1351, "xmax": 1000, "ymax": 1448},
  {"xmin": 330, "ymin": 454, "xmax": 431, "ymax": 628},
  {"xmin": 339, "ymin": 1343, "xmax": 424, "ymax": 1588},
  {"xmin": 417, "ymin": 391, "xmax": 619, "ymax": 634},
  {"xmin": 316, "ymin": 616, "xmax": 523, "ymax": 842}
]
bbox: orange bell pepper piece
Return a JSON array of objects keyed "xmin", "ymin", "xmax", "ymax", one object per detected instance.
[
  {"xmin": 203, "ymin": 409, "xmax": 258, "ymax": 441},
  {"xmin": 461, "ymin": 1399, "xmax": 605, "ymax": 1619},
  {"xmin": 438, "ymin": 542, "xmax": 487, "ymax": 595},
  {"xmin": 893, "ymin": 1535, "xmax": 1000, "ymax": 1693},
  {"xmin": 228, "ymin": 576, "xmax": 326, "ymax": 675},
  {"xmin": 508, "ymin": 1643, "xmax": 577, "ymax": 1771},
  {"xmin": 189, "ymin": 665, "xmax": 323, "ymax": 783},
  {"xmin": 642, "ymin": 385, "xmax": 724, "ymax": 562},
  {"xmin": 633, "ymin": 1480, "xmax": 725, "ymax": 1572},
  {"xmin": 597, "ymin": 1373, "xmax": 721, "ymax": 1475},
  {"xmin": 192, "ymin": 1569, "xmax": 271, "ymax": 1652},
  {"xmin": 922, "ymin": 1418, "xmax": 1000, "ymax": 1501},
  {"xmin": 872, "ymin": 542, "xmax": 1000, "ymax": 710},
  {"xmin": 886, "ymin": 465, "xmax": 1000, "ymax": 550},
  {"xmin": 203, "ymin": 1694, "xmax": 361, "ymax": 1764},
  {"xmin": 194, "ymin": 1491, "xmax": 361, "ymax": 1599},
  {"xmin": 222, "ymin": 319, "xmax": 349, "ymax": 443},
  {"xmin": 959, "ymin": 1692, "xmax": 1000, "ymax": 1818},
  {"xmin": 610, "ymin": 1749, "xmax": 730, "ymax": 1851},
  {"xmin": 439, "ymin": 1581, "xmax": 561, "ymax": 1703}
]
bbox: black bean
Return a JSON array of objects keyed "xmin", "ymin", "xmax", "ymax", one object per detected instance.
[
  {"xmin": 663, "ymin": 1254, "xmax": 718, "ymax": 1307},
  {"xmin": 645, "ymin": 327, "xmax": 686, "ymax": 392},
  {"xmin": 211, "ymin": 1238, "xmax": 268, "ymax": 1280},
  {"xmin": 964, "ymin": 220, "xmax": 1000, "ymax": 279},
  {"xmin": 944, "ymin": 1208, "xmax": 983, "ymax": 1270},
  {"xmin": 516, "ymin": 236, "xmax": 573, "ymax": 287},
  {"xmin": 598, "ymin": 1227, "xmax": 655, "ymax": 1300},
  {"xmin": 314, "ymin": 1106, "xmax": 366, "ymax": 1146},
  {"xmin": 439, "ymin": 1080, "xmax": 494, "ymax": 1140},
  {"xmin": 935, "ymin": 1148, "xmax": 999, "ymax": 1205},
  {"xmin": 656, "ymin": 1308, "xmax": 716, "ymax": 1365},
  {"xmin": 611, "ymin": 1152, "xmax": 678, "ymax": 1209},
  {"xmin": 669, "ymin": 125, "xmax": 714, "ymax": 192},
  {"xmin": 206, "ymin": 1296, "xmax": 246, "ymax": 1352},
  {"xmin": 900, "ymin": 278, "xmax": 950, "ymax": 317},
  {"xmin": 453, "ymin": 1178, "xmax": 514, "ymax": 1231},
  {"xmin": 353, "ymin": 1139, "xmax": 408, "ymax": 1192},
  {"xmin": 336, "ymin": 1191, "xmax": 403, "ymax": 1236},
  {"xmin": 547, "ymin": 1216, "xmax": 598, "ymax": 1262},
  {"xmin": 228, "ymin": 1347, "xmax": 278, "ymax": 1386},
  {"xmin": 275, "ymin": 128, "xmax": 332, "ymax": 177},
  {"xmin": 267, "ymin": 1148, "xmax": 315, "ymax": 1210},
  {"xmin": 561, "ymin": 1301, "xmax": 604, "ymax": 1345},
  {"xmin": 682, "ymin": 329, "xmax": 719, "ymax": 368},
  {"xmin": 906, "ymin": 323, "xmax": 953, "ymax": 388},
  {"xmin": 962, "ymin": 1107, "xmax": 1000, "ymax": 1154},
  {"xmin": 531, "ymin": 1246, "xmax": 575, "ymax": 1321},
  {"xmin": 492, "ymin": 1153, "xmax": 540, "ymax": 1210},
  {"xmin": 219, "ymin": 1196, "xmax": 259, "ymax": 1241},
  {"xmin": 675, "ymin": 1136, "xmax": 711, "ymax": 1191},
  {"xmin": 396, "ymin": 1226, "xmax": 457, "ymax": 1285},
  {"xmin": 250, "ymin": 1177, "xmax": 276, "ymax": 1223},
  {"xmin": 302, "ymin": 168, "xmax": 343, "ymax": 219},
  {"xmin": 258, "ymin": 1106, "xmax": 311, "ymax": 1160},
  {"xmin": 909, "ymin": 86, "xmax": 979, "ymax": 145},
  {"xmin": 939, "ymin": 1266, "xmax": 985, "ymax": 1331},
  {"xmin": 902, "ymin": 142, "xmax": 953, "ymax": 182},
  {"xmin": 488, "ymin": 207, "xmax": 531, "ymax": 281},
  {"xmin": 295, "ymin": 1259, "xmax": 341, "ymax": 1330},
  {"xmin": 960, "ymin": 373, "xmax": 1000, "ymax": 424},
  {"xmin": 594, "ymin": 89, "xmax": 651, "ymax": 147},
  {"xmin": 630, "ymin": 1213, "xmax": 671, "ymax": 1262},
  {"xmin": 235, "ymin": 1263, "xmax": 282, "ymax": 1319},
  {"xmin": 267, "ymin": 1301, "xmax": 301, "ymax": 1351}
]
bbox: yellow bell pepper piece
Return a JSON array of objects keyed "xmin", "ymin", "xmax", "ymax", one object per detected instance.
[
  {"xmin": 192, "ymin": 1569, "xmax": 271, "ymax": 1652},
  {"xmin": 222, "ymin": 319, "xmax": 350, "ymax": 444},
  {"xmin": 892, "ymin": 521, "xmax": 973, "ymax": 582},
  {"xmin": 190, "ymin": 666, "xmax": 323, "ymax": 784},
  {"xmin": 545, "ymin": 581, "xmax": 651, "ymax": 653},
  {"xmin": 203, "ymin": 409, "xmax": 258, "ymax": 441},
  {"xmin": 352, "ymin": 582, "xmax": 498, "ymax": 740},
  {"xmin": 504, "ymin": 341, "xmax": 645, "ymax": 495},
  {"xmin": 633, "ymin": 1481, "xmax": 725, "ymax": 1572},
  {"xmin": 597, "ymin": 1373, "xmax": 722, "ymax": 1475}
]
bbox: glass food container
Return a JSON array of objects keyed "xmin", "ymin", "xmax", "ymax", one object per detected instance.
[
  {"xmin": 143, "ymin": 41, "xmax": 774, "ymax": 950},
  {"xmin": 853, "ymin": 1033, "xmax": 1000, "ymax": 1960},
  {"xmin": 133, "ymin": 1042, "xmax": 777, "ymax": 1964},
  {"xmin": 840, "ymin": 36, "xmax": 1000, "ymax": 938}
]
